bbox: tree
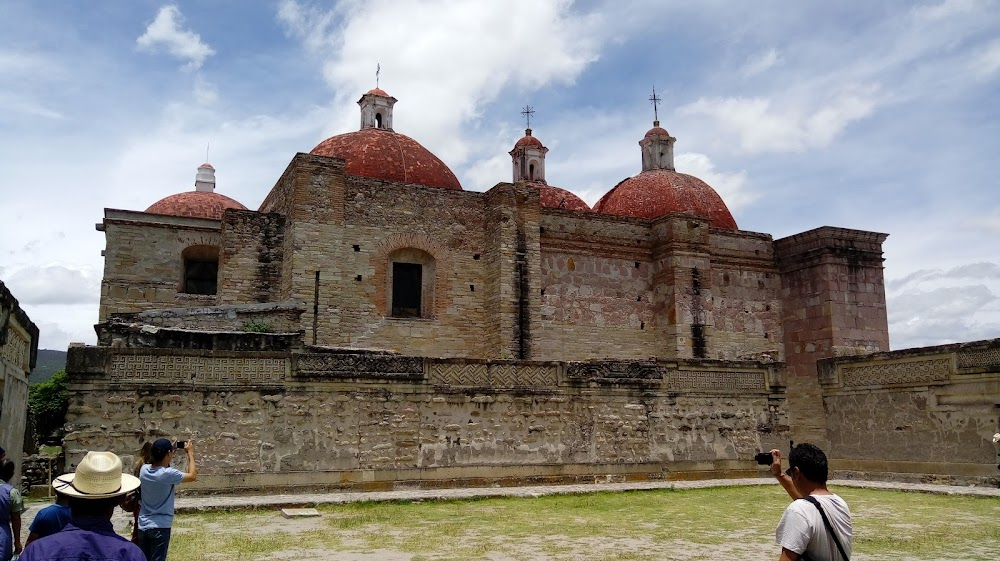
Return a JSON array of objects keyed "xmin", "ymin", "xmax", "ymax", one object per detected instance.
[{"xmin": 29, "ymin": 370, "xmax": 69, "ymax": 440}]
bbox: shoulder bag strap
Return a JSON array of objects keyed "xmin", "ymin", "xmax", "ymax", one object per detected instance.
[{"xmin": 803, "ymin": 496, "xmax": 850, "ymax": 561}]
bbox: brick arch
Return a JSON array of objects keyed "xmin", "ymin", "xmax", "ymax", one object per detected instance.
[{"xmin": 372, "ymin": 233, "xmax": 452, "ymax": 318}]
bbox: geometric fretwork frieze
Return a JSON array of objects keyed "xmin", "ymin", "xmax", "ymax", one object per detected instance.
[
  {"xmin": 840, "ymin": 357, "xmax": 952, "ymax": 387},
  {"xmin": 957, "ymin": 347, "xmax": 1000, "ymax": 371},
  {"xmin": 1, "ymin": 328, "xmax": 29, "ymax": 372},
  {"xmin": 429, "ymin": 362, "xmax": 557, "ymax": 387},
  {"xmin": 296, "ymin": 353, "xmax": 424, "ymax": 380},
  {"xmin": 110, "ymin": 355, "xmax": 287, "ymax": 384},
  {"xmin": 665, "ymin": 370, "xmax": 766, "ymax": 392}
]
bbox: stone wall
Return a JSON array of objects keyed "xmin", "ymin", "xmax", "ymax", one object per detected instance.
[
  {"xmin": 107, "ymin": 300, "xmax": 305, "ymax": 333},
  {"xmin": 818, "ymin": 339, "xmax": 1000, "ymax": 482},
  {"xmin": 63, "ymin": 343, "xmax": 788, "ymax": 492},
  {"xmin": 1, "ymin": 280, "xmax": 39, "ymax": 483},
  {"xmin": 99, "ymin": 210, "xmax": 223, "ymax": 320},
  {"xmin": 218, "ymin": 210, "xmax": 286, "ymax": 304}
]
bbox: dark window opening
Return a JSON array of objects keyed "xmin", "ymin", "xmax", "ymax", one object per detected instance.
[
  {"xmin": 691, "ymin": 324, "xmax": 707, "ymax": 358},
  {"xmin": 392, "ymin": 262, "xmax": 422, "ymax": 317},
  {"xmin": 184, "ymin": 259, "xmax": 218, "ymax": 295},
  {"xmin": 529, "ymin": 163, "xmax": 535, "ymax": 180},
  {"xmin": 353, "ymin": 244, "xmax": 360, "ymax": 252},
  {"xmin": 375, "ymin": 113, "xmax": 383, "ymax": 128}
]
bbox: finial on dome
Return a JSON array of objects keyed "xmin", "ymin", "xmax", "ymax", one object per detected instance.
[
  {"xmin": 195, "ymin": 163, "xmax": 216, "ymax": 193},
  {"xmin": 649, "ymin": 87, "xmax": 662, "ymax": 123},
  {"xmin": 521, "ymin": 105, "xmax": 535, "ymax": 129},
  {"xmin": 524, "ymin": 128, "xmax": 532, "ymax": 137}
]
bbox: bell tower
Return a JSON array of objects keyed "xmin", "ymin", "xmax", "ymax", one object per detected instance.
[{"xmin": 358, "ymin": 89, "xmax": 396, "ymax": 131}]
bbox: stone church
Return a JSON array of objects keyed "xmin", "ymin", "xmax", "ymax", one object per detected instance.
[{"xmin": 64, "ymin": 88, "xmax": 998, "ymax": 490}]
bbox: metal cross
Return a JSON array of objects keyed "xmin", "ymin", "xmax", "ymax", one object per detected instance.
[
  {"xmin": 376, "ymin": 63, "xmax": 381, "ymax": 88},
  {"xmin": 521, "ymin": 105, "xmax": 535, "ymax": 129},
  {"xmin": 649, "ymin": 87, "xmax": 662, "ymax": 122}
]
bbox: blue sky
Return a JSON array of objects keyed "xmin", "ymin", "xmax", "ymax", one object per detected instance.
[{"xmin": 1, "ymin": 0, "xmax": 998, "ymax": 352}]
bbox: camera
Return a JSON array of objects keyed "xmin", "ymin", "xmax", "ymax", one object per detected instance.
[
  {"xmin": 176, "ymin": 440, "xmax": 187, "ymax": 449},
  {"xmin": 754, "ymin": 452, "xmax": 774, "ymax": 465}
]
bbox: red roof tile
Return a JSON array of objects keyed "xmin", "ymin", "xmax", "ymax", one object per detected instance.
[
  {"xmin": 594, "ymin": 169, "xmax": 737, "ymax": 229},
  {"xmin": 310, "ymin": 128, "xmax": 462, "ymax": 190},
  {"xmin": 145, "ymin": 191, "xmax": 247, "ymax": 220},
  {"xmin": 527, "ymin": 182, "xmax": 590, "ymax": 211},
  {"xmin": 366, "ymin": 88, "xmax": 390, "ymax": 97}
]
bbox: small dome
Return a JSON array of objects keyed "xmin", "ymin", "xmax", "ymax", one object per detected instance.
[
  {"xmin": 644, "ymin": 126, "xmax": 670, "ymax": 138},
  {"xmin": 145, "ymin": 191, "xmax": 247, "ymax": 220},
  {"xmin": 527, "ymin": 182, "xmax": 590, "ymax": 211},
  {"xmin": 594, "ymin": 169, "xmax": 737, "ymax": 229},
  {"xmin": 515, "ymin": 129, "xmax": 544, "ymax": 148},
  {"xmin": 366, "ymin": 87, "xmax": 390, "ymax": 97},
  {"xmin": 310, "ymin": 128, "xmax": 462, "ymax": 190}
]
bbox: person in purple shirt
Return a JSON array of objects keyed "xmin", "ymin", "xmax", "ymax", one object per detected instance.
[{"xmin": 20, "ymin": 451, "xmax": 145, "ymax": 561}]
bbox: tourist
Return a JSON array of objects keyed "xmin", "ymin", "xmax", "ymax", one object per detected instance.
[
  {"xmin": 137, "ymin": 438, "xmax": 197, "ymax": 561},
  {"xmin": 23, "ymin": 490, "xmax": 72, "ymax": 546},
  {"xmin": 0, "ymin": 460, "xmax": 23, "ymax": 561},
  {"xmin": 770, "ymin": 444, "xmax": 852, "ymax": 561},
  {"xmin": 123, "ymin": 441, "xmax": 152, "ymax": 542},
  {"xmin": 20, "ymin": 451, "xmax": 144, "ymax": 561}
]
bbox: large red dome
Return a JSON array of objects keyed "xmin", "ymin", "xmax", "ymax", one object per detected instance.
[
  {"xmin": 594, "ymin": 169, "xmax": 737, "ymax": 229},
  {"xmin": 145, "ymin": 191, "xmax": 247, "ymax": 220},
  {"xmin": 310, "ymin": 128, "xmax": 462, "ymax": 190},
  {"xmin": 527, "ymin": 182, "xmax": 590, "ymax": 211}
]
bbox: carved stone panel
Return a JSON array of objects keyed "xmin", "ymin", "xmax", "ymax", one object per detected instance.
[
  {"xmin": 428, "ymin": 363, "xmax": 557, "ymax": 387},
  {"xmin": 296, "ymin": 353, "xmax": 424, "ymax": 380},
  {"xmin": 665, "ymin": 370, "xmax": 766, "ymax": 392},
  {"xmin": 840, "ymin": 357, "xmax": 952, "ymax": 388},
  {"xmin": 429, "ymin": 362, "xmax": 487, "ymax": 385},
  {"xmin": 957, "ymin": 347, "xmax": 1000, "ymax": 371},
  {"xmin": 110, "ymin": 355, "xmax": 287, "ymax": 384},
  {"xmin": 565, "ymin": 361, "xmax": 664, "ymax": 386}
]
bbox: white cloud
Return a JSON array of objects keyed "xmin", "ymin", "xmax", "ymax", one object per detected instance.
[
  {"xmin": 276, "ymin": 0, "xmax": 604, "ymax": 167},
  {"xmin": 970, "ymin": 38, "xmax": 1000, "ymax": 80},
  {"xmin": 965, "ymin": 207, "xmax": 1000, "ymax": 233},
  {"xmin": 679, "ymin": 85, "xmax": 879, "ymax": 154},
  {"xmin": 137, "ymin": 5, "xmax": 215, "ymax": 70},
  {"xmin": 741, "ymin": 48, "xmax": 781, "ymax": 77},
  {"xmin": 911, "ymin": 0, "xmax": 981, "ymax": 22},
  {"xmin": 3, "ymin": 265, "xmax": 100, "ymax": 306}
]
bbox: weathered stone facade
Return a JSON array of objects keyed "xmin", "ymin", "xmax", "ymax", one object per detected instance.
[
  {"xmin": 64, "ymin": 338, "xmax": 788, "ymax": 492},
  {"xmin": 1, "ymin": 280, "xmax": 39, "ymax": 483}
]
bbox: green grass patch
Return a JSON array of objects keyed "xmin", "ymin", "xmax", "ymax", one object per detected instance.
[{"xmin": 168, "ymin": 486, "xmax": 1000, "ymax": 560}]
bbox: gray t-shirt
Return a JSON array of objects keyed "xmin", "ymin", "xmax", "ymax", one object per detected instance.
[{"xmin": 775, "ymin": 494, "xmax": 852, "ymax": 561}]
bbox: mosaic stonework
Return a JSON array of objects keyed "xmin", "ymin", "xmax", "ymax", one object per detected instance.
[
  {"xmin": 840, "ymin": 357, "xmax": 952, "ymax": 387},
  {"xmin": 110, "ymin": 355, "xmax": 287, "ymax": 384},
  {"xmin": 430, "ymin": 362, "xmax": 487, "ymax": 385},
  {"xmin": 565, "ymin": 361, "xmax": 663, "ymax": 386},
  {"xmin": 296, "ymin": 353, "xmax": 424, "ymax": 380},
  {"xmin": 665, "ymin": 370, "xmax": 767, "ymax": 392},
  {"xmin": 429, "ymin": 363, "xmax": 557, "ymax": 386},
  {"xmin": 1, "ymin": 328, "xmax": 29, "ymax": 371},
  {"xmin": 957, "ymin": 347, "xmax": 1000, "ymax": 371}
]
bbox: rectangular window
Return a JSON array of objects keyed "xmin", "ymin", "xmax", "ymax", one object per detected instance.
[
  {"xmin": 184, "ymin": 259, "xmax": 218, "ymax": 295},
  {"xmin": 391, "ymin": 262, "xmax": 422, "ymax": 317}
]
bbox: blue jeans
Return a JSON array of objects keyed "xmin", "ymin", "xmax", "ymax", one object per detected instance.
[{"xmin": 137, "ymin": 527, "xmax": 171, "ymax": 561}]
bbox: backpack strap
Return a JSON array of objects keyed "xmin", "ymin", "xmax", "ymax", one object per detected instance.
[{"xmin": 803, "ymin": 496, "xmax": 850, "ymax": 561}]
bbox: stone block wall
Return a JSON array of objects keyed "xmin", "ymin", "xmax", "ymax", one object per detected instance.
[
  {"xmin": 107, "ymin": 300, "xmax": 305, "ymax": 333},
  {"xmin": 63, "ymin": 344, "xmax": 788, "ymax": 492},
  {"xmin": 218, "ymin": 210, "xmax": 285, "ymax": 304},
  {"xmin": 99, "ymin": 210, "xmax": 223, "ymax": 320},
  {"xmin": 1, "ymin": 280, "xmax": 39, "ymax": 483},
  {"xmin": 818, "ymin": 339, "xmax": 1000, "ymax": 481}
]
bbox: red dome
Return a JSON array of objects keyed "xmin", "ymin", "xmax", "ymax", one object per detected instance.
[
  {"xmin": 645, "ymin": 126, "xmax": 670, "ymax": 138},
  {"xmin": 145, "ymin": 191, "xmax": 247, "ymax": 220},
  {"xmin": 366, "ymin": 88, "xmax": 390, "ymax": 97},
  {"xmin": 594, "ymin": 169, "xmax": 737, "ymax": 229},
  {"xmin": 515, "ymin": 134, "xmax": 544, "ymax": 148},
  {"xmin": 310, "ymin": 128, "xmax": 462, "ymax": 190},
  {"xmin": 528, "ymin": 182, "xmax": 590, "ymax": 211}
]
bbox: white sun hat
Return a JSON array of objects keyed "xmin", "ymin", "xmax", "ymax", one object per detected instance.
[{"xmin": 53, "ymin": 451, "xmax": 141, "ymax": 499}]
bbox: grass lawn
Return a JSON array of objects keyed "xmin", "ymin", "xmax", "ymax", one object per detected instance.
[{"xmin": 169, "ymin": 486, "xmax": 999, "ymax": 560}]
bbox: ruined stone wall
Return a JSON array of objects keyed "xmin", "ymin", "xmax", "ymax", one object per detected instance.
[
  {"xmin": 707, "ymin": 230, "xmax": 784, "ymax": 361},
  {"xmin": 819, "ymin": 339, "xmax": 1000, "ymax": 481},
  {"xmin": 99, "ymin": 212, "xmax": 222, "ymax": 320},
  {"xmin": 537, "ymin": 211, "xmax": 655, "ymax": 360},
  {"xmin": 258, "ymin": 156, "xmax": 303, "ymax": 301},
  {"xmin": 107, "ymin": 301, "xmax": 304, "ymax": 333},
  {"xmin": 63, "ymin": 345, "xmax": 787, "ymax": 491},
  {"xmin": 218, "ymin": 210, "xmax": 286, "ymax": 304},
  {"xmin": 1, "ymin": 281, "xmax": 38, "ymax": 483}
]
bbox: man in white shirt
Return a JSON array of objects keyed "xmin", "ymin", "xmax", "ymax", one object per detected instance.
[{"xmin": 770, "ymin": 443, "xmax": 852, "ymax": 561}]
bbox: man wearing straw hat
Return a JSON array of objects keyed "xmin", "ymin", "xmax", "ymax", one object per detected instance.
[{"xmin": 20, "ymin": 451, "xmax": 145, "ymax": 561}]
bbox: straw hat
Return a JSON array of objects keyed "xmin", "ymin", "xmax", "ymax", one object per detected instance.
[{"xmin": 53, "ymin": 451, "xmax": 140, "ymax": 499}]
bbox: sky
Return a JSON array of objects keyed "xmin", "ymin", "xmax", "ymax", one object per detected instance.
[{"xmin": 1, "ymin": 0, "xmax": 998, "ymax": 353}]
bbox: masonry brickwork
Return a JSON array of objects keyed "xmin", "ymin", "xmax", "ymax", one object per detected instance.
[{"xmin": 0, "ymin": 280, "xmax": 39, "ymax": 483}]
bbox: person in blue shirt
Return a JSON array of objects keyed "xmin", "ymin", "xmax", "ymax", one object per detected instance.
[
  {"xmin": 137, "ymin": 438, "xmax": 197, "ymax": 561},
  {"xmin": 21, "ymin": 450, "xmax": 145, "ymax": 561},
  {"xmin": 23, "ymin": 490, "xmax": 71, "ymax": 547},
  {"xmin": 0, "ymin": 459, "xmax": 24, "ymax": 561}
]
